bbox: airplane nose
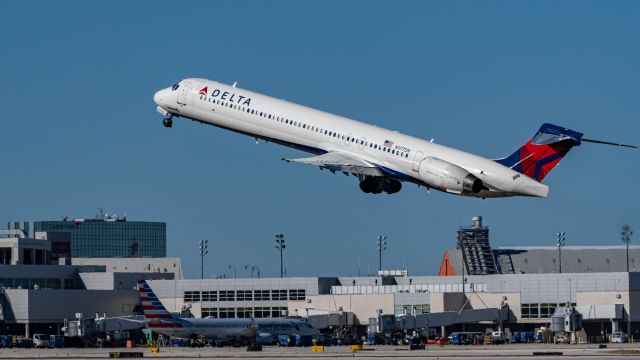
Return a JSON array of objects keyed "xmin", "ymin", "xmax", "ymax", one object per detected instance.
[{"xmin": 153, "ymin": 89, "xmax": 165, "ymax": 105}]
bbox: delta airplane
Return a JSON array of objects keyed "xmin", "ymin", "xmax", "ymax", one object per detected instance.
[
  {"xmin": 137, "ymin": 280, "xmax": 318, "ymax": 343},
  {"xmin": 153, "ymin": 79, "xmax": 635, "ymax": 198}
]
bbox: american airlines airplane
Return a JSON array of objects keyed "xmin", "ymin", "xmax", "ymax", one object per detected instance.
[
  {"xmin": 137, "ymin": 281, "xmax": 318, "ymax": 342},
  {"xmin": 153, "ymin": 79, "xmax": 635, "ymax": 198}
]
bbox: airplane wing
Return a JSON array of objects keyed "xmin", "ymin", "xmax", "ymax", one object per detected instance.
[{"xmin": 283, "ymin": 151, "xmax": 385, "ymax": 177}]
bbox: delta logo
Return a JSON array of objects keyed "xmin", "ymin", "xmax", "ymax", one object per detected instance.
[{"xmin": 198, "ymin": 87, "xmax": 252, "ymax": 107}]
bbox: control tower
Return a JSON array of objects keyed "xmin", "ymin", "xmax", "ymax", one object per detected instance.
[{"xmin": 457, "ymin": 216, "xmax": 498, "ymax": 275}]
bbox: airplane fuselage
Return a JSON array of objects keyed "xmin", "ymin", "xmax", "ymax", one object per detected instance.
[{"xmin": 146, "ymin": 317, "xmax": 318, "ymax": 339}]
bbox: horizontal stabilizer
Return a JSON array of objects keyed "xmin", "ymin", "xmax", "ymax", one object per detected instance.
[{"xmin": 582, "ymin": 138, "xmax": 637, "ymax": 149}]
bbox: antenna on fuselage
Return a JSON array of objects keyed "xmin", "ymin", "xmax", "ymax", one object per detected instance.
[{"xmin": 232, "ymin": 81, "xmax": 237, "ymax": 88}]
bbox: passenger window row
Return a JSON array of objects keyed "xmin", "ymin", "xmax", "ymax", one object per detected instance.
[{"xmin": 202, "ymin": 94, "xmax": 410, "ymax": 159}]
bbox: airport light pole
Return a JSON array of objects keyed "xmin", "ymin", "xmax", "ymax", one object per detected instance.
[
  {"xmin": 198, "ymin": 240, "xmax": 208, "ymax": 279},
  {"xmin": 377, "ymin": 235, "xmax": 387, "ymax": 272},
  {"xmin": 228, "ymin": 265, "xmax": 237, "ymax": 279},
  {"xmin": 622, "ymin": 225, "xmax": 633, "ymax": 272},
  {"xmin": 275, "ymin": 234, "xmax": 285, "ymax": 278},
  {"xmin": 245, "ymin": 265, "xmax": 261, "ymax": 278},
  {"xmin": 556, "ymin": 232, "xmax": 566, "ymax": 273}
]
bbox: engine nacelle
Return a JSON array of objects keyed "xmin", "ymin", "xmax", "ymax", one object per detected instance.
[
  {"xmin": 418, "ymin": 157, "xmax": 483, "ymax": 194},
  {"xmin": 256, "ymin": 333, "xmax": 275, "ymax": 345}
]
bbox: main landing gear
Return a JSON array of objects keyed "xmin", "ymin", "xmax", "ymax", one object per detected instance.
[
  {"xmin": 162, "ymin": 115, "xmax": 173, "ymax": 128},
  {"xmin": 359, "ymin": 176, "xmax": 402, "ymax": 195}
]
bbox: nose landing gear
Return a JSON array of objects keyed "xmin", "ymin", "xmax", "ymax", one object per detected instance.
[{"xmin": 162, "ymin": 115, "xmax": 173, "ymax": 128}]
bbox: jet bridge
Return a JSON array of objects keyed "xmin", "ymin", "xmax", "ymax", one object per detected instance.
[
  {"xmin": 63, "ymin": 313, "xmax": 145, "ymax": 347},
  {"xmin": 395, "ymin": 306, "xmax": 510, "ymax": 330},
  {"xmin": 372, "ymin": 304, "xmax": 510, "ymax": 333}
]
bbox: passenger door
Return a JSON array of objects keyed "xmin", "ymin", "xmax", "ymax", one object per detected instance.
[
  {"xmin": 177, "ymin": 81, "xmax": 192, "ymax": 105},
  {"xmin": 412, "ymin": 151, "xmax": 424, "ymax": 172}
]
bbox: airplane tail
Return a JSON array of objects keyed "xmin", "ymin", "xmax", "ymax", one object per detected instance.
[
  {"xmin": 137, "ymin": 280, "xmax": 176, "ymax": 320},
  {"xmin": 495, "ymin": 123, "xmax": 583, "ymax": 182}
]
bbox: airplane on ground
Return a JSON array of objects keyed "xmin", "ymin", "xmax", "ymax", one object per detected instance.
[
  {"xmin": 153, "ymin": 79, "xmax": 635, "ymax": 198},
  {"xmin": 137, "ymin": 280, "xmax": 318, "ymax": 343}
]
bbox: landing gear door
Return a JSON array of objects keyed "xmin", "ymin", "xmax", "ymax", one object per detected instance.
[
  {"xmin": 177, "ymin": 81, "xmax": 192, "ymax": 105},
  {"xmin": 412, "ymin": 151, "xmax": 423, "ymax": 172}
]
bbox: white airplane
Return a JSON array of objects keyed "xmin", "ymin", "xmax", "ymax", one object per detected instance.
[
  {"xmin": 153, "ymin": 79, "xmax": 635, "ymax": 198},
  {"xmin": 137, "ymin": 280, "xmax": 318, "ymax": 343}
]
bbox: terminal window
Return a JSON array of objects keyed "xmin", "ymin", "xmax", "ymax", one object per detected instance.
[
  {"xmin": 414, "ymin": 304, "xmax": 430, "ymax": 314},
  {"xmin": 521, "ymin": 303, "xmax": 539, "ymax": 318},
  {"xmin": 184, "ymin": 291, "xmax": 201, "ymax": 302},
  {"xmin": 218, "ymin": 308, "xmax": 235, "ymax": 318},
  {"xmin": 31, "ymin": 278, "xmax": 45, "ymax": 289},
  {"xmin": 34, "ymin": 220, "xmax": 166, "ymax": 258},
  {"xmin": 394, "ymin": 305, "xmax": 413, "ymax": 316},
  {"xmin": 237, "ymin": 290, "xmax": 253, "ymax": 301},
  {"xmin": 539, "ymin": 303, "xmax": 557, "ymax": 318},
  {"xmin": 202, "ymin": 308, "xmax": 218, "ymax": 318},
  {"xmin": 254, "ymin": 307, "xmax": 270, "ymax": 318},
  {"xmin": 522, "ymin": 302, "xmax": 576, "ymax": 319},
  {"xmin": 271, "ymin": 290, "xmax": 288, "ymax": 300},
  {"xmin": 236, "ymin": 307, "xmax": 253, "ymax": 318},
  {"xmin": 0, "ymin": 277, "xmax": 68, "ymax": 289},
  {"xmin": 201, "ymin": 291, "xmax": 217, "ymax": 302},
  {"xmin": 47, "ymin": 278, "xmax": 62, "ymax": 289},
  {"xmin": 219, "ymin": 290, "xmax": 235, "ymax": 301},
  {"xmin": 288, "ymin": 289, "xmax": 306, "ymax": 300},
  {"xmin": 254, "ymin": 290, "xmax": 270, "ymax": 301},
  {"xmin": 271, "ymin": 307, "xmax": 288, "ymax": 318}
]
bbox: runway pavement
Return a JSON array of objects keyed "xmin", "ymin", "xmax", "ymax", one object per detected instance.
[{"xmin": 1, "ymin": 343, "xmax": 640, "ymax": 359}]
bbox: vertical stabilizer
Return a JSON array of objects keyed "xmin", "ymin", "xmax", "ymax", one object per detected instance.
[{"xmin": 495, "ymin": 123, "xmax": 583, "ymax": 182}]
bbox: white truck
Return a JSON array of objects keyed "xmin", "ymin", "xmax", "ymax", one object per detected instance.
[{"xmin": 33, "ymin": 334, "xmax": 49, "ymax": 348}]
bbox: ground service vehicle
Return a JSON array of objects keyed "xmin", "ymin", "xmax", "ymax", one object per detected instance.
[
  {"xmin": 611, "ymin": 331, "xmax": 629, "ymax": 343},
  {"xmin": 33, "ymin": 334, "xmax": 49, "ymax": 348}
]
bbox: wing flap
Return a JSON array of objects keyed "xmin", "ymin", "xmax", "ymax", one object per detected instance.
[{"xmin": 283, "ymin": 151, "xmax": 384, "ymax": 176}]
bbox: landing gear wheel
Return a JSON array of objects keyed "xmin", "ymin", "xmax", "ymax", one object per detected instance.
[
  {"xmin": 371, "ymin": 179, "xmax": 385, "ymax": 194},
  {"xmin": 359, "ymin": 176, "xmax": 385, "ymax": 194},
  {"xmin": 359, "ymin": 181, "xmax": 371, "ymax": 193},
  {"xmin": 162, "ymin": 117, "xmax": 173, "ymax": 128},
  {"xmin": 384, "ymin": 180, "xmax": 402, "ymax": 194}
]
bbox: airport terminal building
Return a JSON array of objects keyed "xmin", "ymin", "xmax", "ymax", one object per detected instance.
[
  {"xmin": 0, "ymin": 217, "xmax": 176, "ymax": 337},
  {"xmin": 146, "ymin": 271, "xmax": 638, "ymax": 340},
  {"xmin": 8, "ymin": 216, "xmax": 166, "ymax": 259},
  {"xmin": 1, "ymin": 216, "xmax": 638, "ymax": 343},
  {"xmin": 145, "ymin": 218, "xmax": 640, "ymax": 341}
]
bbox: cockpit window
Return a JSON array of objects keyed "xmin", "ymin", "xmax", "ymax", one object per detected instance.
[{"xmin": 171, "ymin": 83, "xmax": 180, "ymax": 91}]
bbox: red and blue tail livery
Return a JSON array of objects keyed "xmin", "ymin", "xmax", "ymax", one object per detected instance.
[
  {"xmin": 496, "ymin": 123, "xmax": 583, "ymax": 182},
  {"xmin": 137, "ymin": 280, "xmax": 183, "ymax": 328}
]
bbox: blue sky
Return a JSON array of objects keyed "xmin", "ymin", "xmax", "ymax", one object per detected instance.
[{"xmin": 1, "ymin": 1, "xmax": 638, "ymax": 279}]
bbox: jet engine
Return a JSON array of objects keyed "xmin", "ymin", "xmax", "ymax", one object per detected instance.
[
  {"xmin": 418, "ymin": 157, "xmax": 483, "ymax": 194},
  {"xmin": 256, "ymin": 333, "xmax": 275, "ymax": 345}
]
